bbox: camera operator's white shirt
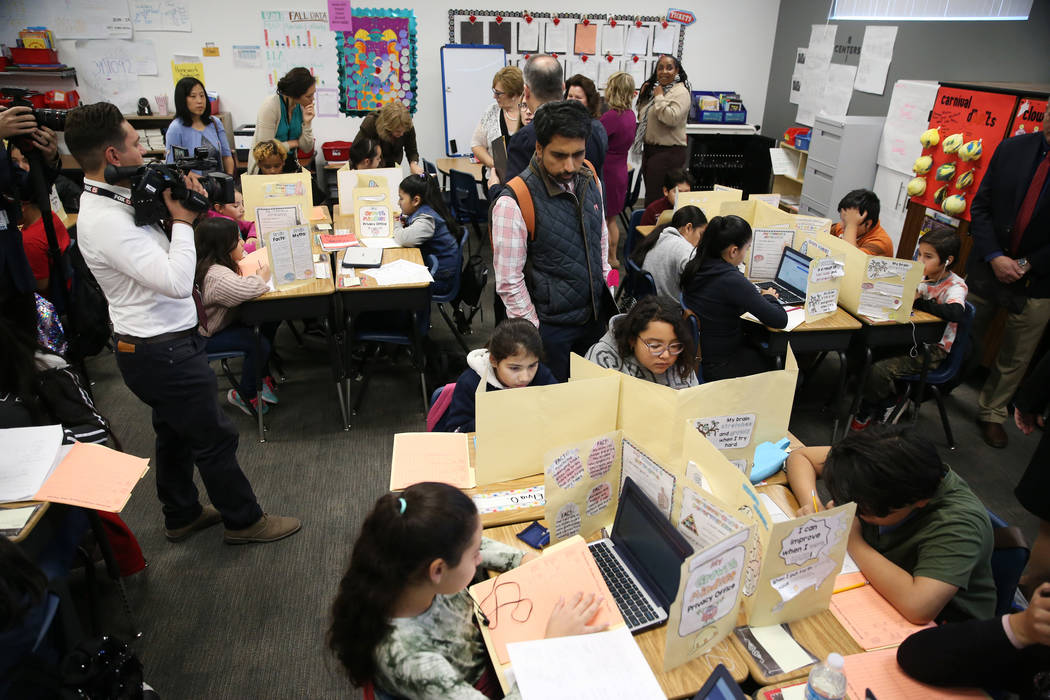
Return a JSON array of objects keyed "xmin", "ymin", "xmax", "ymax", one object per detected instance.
[{"xmin": 78, "ymin": 179, "xmax": 198, "ymax": 338}]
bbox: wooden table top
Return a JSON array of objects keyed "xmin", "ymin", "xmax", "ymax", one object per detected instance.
[
  {"xmin": 770, "ymin": 307, "xmax": 862, "ymax": 333},
  {"xmin": 254, "ymin": 269, "xmax": 335, "ymax": 300},
  {"xmin": 637, "ymin": 224, "xmax": 657, "ymax": 237},
  {"xmin": 731, "ymin": 484, "xmax": 864, "ymax": 687},
  {"xmin": 854, "ymin": 309, "xmax": 943, "ymax": 326},
  {"xmin": 335, "ymin": 247, "xmax": 429, "ymax": 290},
  {"xmin": 483, "ymin": 520, "xmax": 750, "ymax": 697},
  {"xmin": 2, "ymin": 501, "xmax": 49, "ymax": 542},
  {"xmin": 436, "ymin": 156, "xmax": 485, "ymax": 182}
]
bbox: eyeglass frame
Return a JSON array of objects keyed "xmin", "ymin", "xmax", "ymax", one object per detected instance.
[{"xmin": 640, "ymin": 339, "xmax": 685, "ymax": 356}]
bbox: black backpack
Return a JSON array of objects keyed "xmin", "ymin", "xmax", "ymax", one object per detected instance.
[{"xmin": 61, "ymin": 240, "xmax": 112, "ymax": 361}]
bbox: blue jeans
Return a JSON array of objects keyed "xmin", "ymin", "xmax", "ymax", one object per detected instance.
[{"xmin": 205, "ymin": 324, "xmax": 272, "ymax": 400}]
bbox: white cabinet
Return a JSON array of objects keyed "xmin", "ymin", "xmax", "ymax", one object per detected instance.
[
  {"xmin": 872, "ymin": 166, "xmax": 913, "ymax": 254},
  {"xmin": 800, "ymin": 115, "xmax": 886, "ymax": 217}
]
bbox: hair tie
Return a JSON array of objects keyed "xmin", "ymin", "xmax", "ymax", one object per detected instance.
[
  {"xmin": 398, "ymin": 497, "xmax": 407, "ymax": 514},
  {"xmin": 418, "ymin": 173, "xmax": 427, "ymax": 180}
]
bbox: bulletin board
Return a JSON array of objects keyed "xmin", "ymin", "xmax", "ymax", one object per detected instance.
[
  {"xmin": 336, "ymin": 7, "xmax": 418, "ymax": 117},
  {"xmin": 447, "ymin": 11, "xmax": 684, "ymax": 90}
]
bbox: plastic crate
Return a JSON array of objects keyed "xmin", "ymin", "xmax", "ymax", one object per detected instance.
[
  {"xmin": 795, "ymin": 133, "xmax": 811, "ymax": 150},
  {"xmin": 322, "ymin": 140, "xmax": 353, "ymax": 161},
  {"xmin": 11, "ymin": 48, "xmax": 59, "ymax": 65}
]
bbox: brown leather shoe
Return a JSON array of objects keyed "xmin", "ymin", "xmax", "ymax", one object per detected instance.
[
  {"xmin": 224, "ymin": 513, "xmax": 302, "ymax": 544},
  {"xmin": 977, "ymin": 420, "xmax": 1008, "ymax": 449},
  {"xmin": 165, "ymin": 505, "xmax": 223, "ymax": 542}
]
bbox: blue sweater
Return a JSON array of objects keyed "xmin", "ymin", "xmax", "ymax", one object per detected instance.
[{"xmin": 436, "ymin": 349, "xmax": 559, "ymax": 432}]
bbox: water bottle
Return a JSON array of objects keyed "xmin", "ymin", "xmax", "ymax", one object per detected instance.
[{"xmin": 805, "ymin": 652, "xmax": 847, "ymax": 700}]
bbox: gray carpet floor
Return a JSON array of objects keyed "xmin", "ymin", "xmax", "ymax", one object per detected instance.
[{"xmin": 79, "ymin": 263, "xmax": 1043, "ymax": 699}]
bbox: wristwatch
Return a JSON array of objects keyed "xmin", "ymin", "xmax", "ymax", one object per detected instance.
[{"xmin": 1018, "ymin": 257, "xmax": 1030, "ymax": 271}]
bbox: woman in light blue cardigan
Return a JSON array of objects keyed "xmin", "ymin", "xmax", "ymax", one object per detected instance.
[{"xmin": 165, "ymin": 77, "xmax": 234, "ymax": 175}]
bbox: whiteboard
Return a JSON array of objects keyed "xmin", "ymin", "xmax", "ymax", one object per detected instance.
[{"xmin": 441, "ymin": 45, "xmax": 506, "ymax": 157}]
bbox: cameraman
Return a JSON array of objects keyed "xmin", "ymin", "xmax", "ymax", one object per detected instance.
[
  {"xmin": 0, "ymin": 105, "xmax": 60, "ymax": 297},
  {"xmin": 65, "ymin": 102, "xmax": 301, "ymax": 545}
]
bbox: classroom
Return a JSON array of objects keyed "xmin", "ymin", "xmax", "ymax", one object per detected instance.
[{"xmin": 1, "ymin": 0, "xmax": 1049, "ymax": 698}]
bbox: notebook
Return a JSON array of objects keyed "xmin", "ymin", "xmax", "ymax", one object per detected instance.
[
  {"xmin": 753, "ymin": 246, "xmax": 811, "ymax": 306},
  {"xmin": 587, "ymin": 476, "xmax": 693, "ymax": 633}
]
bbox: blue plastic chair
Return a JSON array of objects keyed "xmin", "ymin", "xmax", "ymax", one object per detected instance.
[
  {"xmin": 448, "ymin": 169, "xmax": 487, "ymax": 252},
  {"xmin": 892, "ymin": 301, "xmax": 975, "ymax": 449},
  {"xmin": 432, "ymin": 228, "xmax": 471, "ymax": 353},
  {"xmin": 622, "ymin": 208, "xmax": 645, "ymax": 260},
  {"xmin": 621, "ymin": 257, "xmax": 657, "ymax": 301},
  {"xmin": 987, "ymin": 509, "xmax": 1030, "ymax": 616},
  {"xmin": 618, "ymin": 168, "xmax": 643, "ymax": 233},
  {"xmin": 351, "ymin": 257, "xmax": 438, "ymax": 413}
]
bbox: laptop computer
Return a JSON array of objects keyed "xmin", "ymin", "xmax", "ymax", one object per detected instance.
[
  {"xmin": 587, "ymin": 477, "xmax": 694, "ymax": 634},
  {"xmin": 690, "ymin": 664, "xmax": 748, "ymax": 700},
  {"xmin": 754, "ymin": 246, "xmax": 811, "ymax": 306}
]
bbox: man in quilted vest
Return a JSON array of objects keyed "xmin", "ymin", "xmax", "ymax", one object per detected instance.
[{"xmin": 492, "ymin": 99, "xmax": 614, "ymax": 381}]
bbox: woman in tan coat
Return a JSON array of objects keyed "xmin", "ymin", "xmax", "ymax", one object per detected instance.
[{"xmin": 632, "ymin": 55, "xmax": 692, "ymax": 207}]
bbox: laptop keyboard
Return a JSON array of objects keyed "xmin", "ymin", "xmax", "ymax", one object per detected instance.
[
  {"xmin": 588, "ymin": 541, "xmax": 660, "ymax": 630},
  {"xmin": 756, "ymin": 282, "xmax": 804, "ymax": 305}
]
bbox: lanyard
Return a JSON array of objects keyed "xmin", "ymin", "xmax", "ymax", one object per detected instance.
[{"xmin": 83, "ymin": 183, "xmax": 133, "ymax": 207}]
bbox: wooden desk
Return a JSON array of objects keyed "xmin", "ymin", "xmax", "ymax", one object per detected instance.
[
  {"xmin": 239, "ymin": 247, "xmax": 343, "ymax": 441},
  {"xmin": 748, "ymin": 308, "xmax": 862, "ymax": 440},
  {"xmin": 436, "ymin": 156, "xmax": 485, "ymax": 183},
  {"xmin": 484, "ymin": 520, "xmax": 750, "ymax": 697},
  {"xmin": 732, "ymin": 485, "xmax": 864, "ymax": 687},
  {"xmin": 61, "ymin": 212, "xmax": 78, "ymax": 230},
  {"xmin": 637, "ymin": 224, "xmax": 656, "ymax": 237},
  {"xmin": 843, "ymin": 310, "xmax": 947, "ymax": 440},
  {"xmin": 2, "ymin": 502, "xmax": 49, "ymax": 542}
]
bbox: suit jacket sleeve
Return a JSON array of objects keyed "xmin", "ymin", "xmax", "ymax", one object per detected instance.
[
  {"xmin": 506, "ymin": 127, "xmax": 533, "ymax": 180},
  {"xmin": 969, "ymin": 140, "xmax": 1006, "ymax": 262}
]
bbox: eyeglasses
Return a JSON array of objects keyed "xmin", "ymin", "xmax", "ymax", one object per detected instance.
[
  {"xmin": 519, "ymin": 102, "xmax": 532, "ymax": 113},
  {"xmin": 492, "ymin": 89, "xmax": 506, "ymax": 97},
  {"xmin": 641, "ymin": 340, "xmax": 685, "ymax": 356}
]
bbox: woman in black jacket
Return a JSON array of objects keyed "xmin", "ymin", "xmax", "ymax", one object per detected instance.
[{"xmin": 680, "ymin": 215, "xmax": 787, "ymax": 381}]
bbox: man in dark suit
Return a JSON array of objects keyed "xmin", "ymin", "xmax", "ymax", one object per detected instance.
[
  {"xmin": 506, "ymin": 56, "xmax": 607, "ymax": 181},
  {"xmin": 968, "ymin": 105, "xmax": 1050, "ymax": 448}
]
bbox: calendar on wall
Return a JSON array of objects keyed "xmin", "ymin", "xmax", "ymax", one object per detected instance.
[{"xmin": 447, "ymin": 11, "xmax": 684, "ymax": 90}]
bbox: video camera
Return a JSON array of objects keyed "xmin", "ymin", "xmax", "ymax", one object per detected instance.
[
  {"xmin": 1, "ymin": 88, "xmax": 69, "ymax": 152},
  {"xmin": 104, "ymin": 146, "xmax": 235, "ymax": 227}
]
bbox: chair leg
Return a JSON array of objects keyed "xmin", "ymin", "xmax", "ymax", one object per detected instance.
[
  {"xmin": 220, "ymin": 358, "xmax": 239, "ymax": 392},
  {"xmin": 933, "ymin": 386, "xmax": 955, "ymax": 449},
  {"xmin": 438, "ymin": 303, "xmax": 470, "ymax": 354}
]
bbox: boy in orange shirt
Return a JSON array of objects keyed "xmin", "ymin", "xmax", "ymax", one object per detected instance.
[{"xmin": 831, "ymin": 189, "xmax": 894, "ymax": 257}]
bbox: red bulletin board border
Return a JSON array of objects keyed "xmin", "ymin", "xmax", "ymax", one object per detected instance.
[
  {"xmin": 1009, "ymin": 98, "xmax": 1048, "ymax": 138},
  {"xmin": 910, "ymin": 86, "xmax": 1018, "ymax": 222}
]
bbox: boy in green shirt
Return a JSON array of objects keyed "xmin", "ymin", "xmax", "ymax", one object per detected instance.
[{"xmin": 787, "ymin": 426, "xmax": 996, "ymax": 624}]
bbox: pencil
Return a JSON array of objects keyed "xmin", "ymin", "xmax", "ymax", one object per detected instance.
[
  {"xmin": 833, "ymin": 581, "xmax": 868, "ymax": 594},
  {"xmin": 811, "ymin": 489, "xmax": 819, "ymax": 512}
]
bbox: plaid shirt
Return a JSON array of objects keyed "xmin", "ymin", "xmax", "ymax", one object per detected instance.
[{"xmin": 492, "ymin": 176, "xmax": 610, "ymax": 326}]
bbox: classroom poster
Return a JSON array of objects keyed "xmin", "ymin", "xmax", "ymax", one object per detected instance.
[
  {"xmin": 542, "ymin": 430, "xmax": 623, "ymax": 544},
  {"xmin": 261, "ymin": 10, "xmax": 339, "ymax": 94},
  {"xmin": 75, "ymin": 40, "xmax": 141, "ymax": 114},
  {"xmin": 749, "ymin": 226, "xmax": 794, "ymax": 280},
  {"xmin": 336, "ymin": 8, "xmax": 418, "ymax": 116},
  {"xmin": 352, "ymin": 187, "xmax": 393, "ymax": 238}
]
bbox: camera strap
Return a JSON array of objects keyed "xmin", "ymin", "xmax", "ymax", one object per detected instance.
[{"xmin": 83, "ymin": 183, "xmax": 133, "ymax": 208}]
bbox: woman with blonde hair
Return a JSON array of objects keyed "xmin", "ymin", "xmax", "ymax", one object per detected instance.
[
  {"xmin": 472, "ymin": 65, "xmax": 524, "ymax": 169},
  {"xmin": 599, "ymin": 71, "xmax": 637, "ymax": 267},
  {"xmin": 354, "ymin": 101, "xmax": 422, "ymax": 174}
]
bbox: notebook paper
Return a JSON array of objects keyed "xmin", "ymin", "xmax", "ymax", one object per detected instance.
[
  {"xmin": 33, "ymin": 442, "xmax": 149, "ymax": 512},
  {"xmin": 389, "ymin": 432, "xmax": 475, "ymax": 490},
  {"xmin": 843, "ymin": 647, "xmax": 987, "ymax": 699},
  {"xmin": 829, "ymin": 584, "xmax": 932, "ymax": 650}
]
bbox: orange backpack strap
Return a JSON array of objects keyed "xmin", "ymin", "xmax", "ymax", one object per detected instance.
[
  {"xmin": 582, "ymin": 159, "xmax": 599, "ymax": 183},
  {"xmin": 506, "ymin": 176, "xmax": 535, "ymax": 240}
]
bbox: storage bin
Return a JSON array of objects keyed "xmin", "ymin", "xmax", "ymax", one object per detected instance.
[
  {"xmin": 322, "ymin": 141, "xmax": 353, "ymax": 162},
  {"xmin": 11, "ymin": 48, "xmax": 59, "ymax": 65}
]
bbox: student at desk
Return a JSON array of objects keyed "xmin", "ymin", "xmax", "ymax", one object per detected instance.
[
  {"xmin": 639, "ymin": 168, "xmax": 694, "ymax": 227},
  {"xmin": 328, "ymin": 482, "xmax": 607, "ymax": 699},
  {"xmin": 786, "ymin": 426, "xmax": 996, "ymax": 624},
  {"xmin": 681, "ymin": 215, "xmax": 788, "ymax": 381},
  {"xmin": 851, "ymin": 227, "xmax": 967, "ymax": 430},
  {"xmin": 436, "ymin": 318, "xmax": 557, "ymax": 433},
  {"xmin": 630, "ymin": 205, "xmax": 706, "ymax": 300},
  {"xmin": 829, "ymin": 189, "xmax": 894, "ymax": 257},
  {"xmin": 396, "ymin": 174, "xmax": 460, "ymax": 298},
  {"xmin": 348, "ymin": 136, "xmax": 383, "ymax": 171},
  {"xmin": 585, "ymin": 295, "xmax": 698, "ymax": 388}
]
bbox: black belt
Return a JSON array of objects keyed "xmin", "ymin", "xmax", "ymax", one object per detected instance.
[{"xmin": 115, "ymin": 327, "xmax": 197, "ymax": 345}]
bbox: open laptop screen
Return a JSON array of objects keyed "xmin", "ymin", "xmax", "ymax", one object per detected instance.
[
  {"xmin": 614, "ymin": 480, "xmax": 690, "ymax": 605},
  {"xmin": 776, "ymin": 247, "xmax": 811, "ymax": 294}
]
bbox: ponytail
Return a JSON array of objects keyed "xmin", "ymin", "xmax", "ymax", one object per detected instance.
[
  {"xmin": 680, "ymin": 215, "xmax": 752, "ymax": 288},
  {"xmin": 630, "ymin": 205, "xmax": 707, "ymax": 268},
  {"xmin": 328, "ymin": 482, "xmax": 478, "ymax": 687},
  {"xmin": 399, "ymin": 174, "xmax": 461, "ymax": 240}
]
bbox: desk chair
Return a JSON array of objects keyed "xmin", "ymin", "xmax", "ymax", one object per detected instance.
[
  {"xmin": 614, "ymin": 210, "xmax": 648, "ymax": 305},
  {"xmin": 887, "ymin": 302, "xmax": 975, "ymax": 449},
  {"xmin": 422, "ymin": 158, "xmax": 446, "ymax": 190},
  {"xmin": 682, "ymin": 306, "xmax": 705, "ymax": 385},
  {"xmin": 448, "ymin": 169, "xmax": 487, "ymax": 253},
  {"xmin": 622, "ymin": 208, "xmax": 645, "ymax": 260},
  {"xmin": 621, "ymin": 258, "xmax": 658, "ymax": 301},
  {"xmin": 432, "ymin": 229, "xmax": 471, "ymax": 354},
  {"xmin": 987, "ymin": 509, "xmax": 1031, "ymax": 616},
  {"xmin": 206, "ymin": 351, "xmax": 260, "ymax": 421},
  {"xmin": 618, "ymin": 168, "xmax": 642, "ymax": 233},
  {"xmin": 351, "ymin": 258, "xmax": 437, "ymax": 414}
]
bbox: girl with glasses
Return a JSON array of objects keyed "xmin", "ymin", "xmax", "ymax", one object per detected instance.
[{"xmin": 585, "ymin": 295, "xmax": 698, "ymax": 388}]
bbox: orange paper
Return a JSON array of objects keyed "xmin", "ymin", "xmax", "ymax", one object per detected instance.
[
  {"xmin": 843, "ymin": 647, "xmax": 987, "ymax": 699},
  {"xmin": 832, "ymin": 571, "xmax": 868, "ymax": 592},
  {"xmin": 390, "ymin": 432, "xmax": 475, "ymax": 490},
  {"xmin": 237, "ymin": 248, "xmax": 270, "ymax": 277},
  {"xmin": 829, "ymin": 584, "xmax": 933, "ymax": 651},
  {"xmin": 309, "ymin": 205, "xmax": 329, "ymax": 222},
  {"xmin": 469, "ymin": 537, "xmax": 624, "ymax": 664},
  {"xmin": 574, "ymin": 24, "xmax": 597, "ymax": 55},
  {"xmin": 33, "ymin": 442, "xmax": 148, "ymax": 512}
]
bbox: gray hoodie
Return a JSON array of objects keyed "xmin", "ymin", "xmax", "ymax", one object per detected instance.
[{"xmin": 584, "ymin": 314, "xmax": 699, "ymax": 389}]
